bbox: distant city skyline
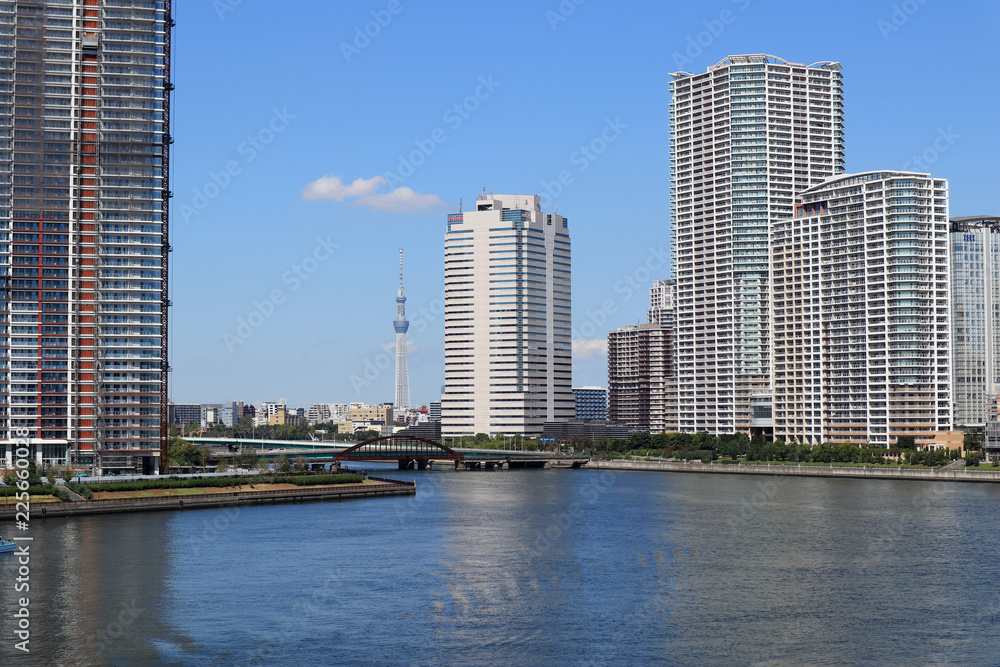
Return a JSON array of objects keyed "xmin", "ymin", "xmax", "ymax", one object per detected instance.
[{"xmin": 169, "ymin": 2, "xmax": 1000, "ymax": 407}]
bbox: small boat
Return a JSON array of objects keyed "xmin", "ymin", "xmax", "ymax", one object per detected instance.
[{"xmin": 0, "ymin": 539, "xmax": 16, "ymax": 554}]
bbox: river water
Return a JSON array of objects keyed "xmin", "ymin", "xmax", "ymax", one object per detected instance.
[{"xmin": 1, "ymin": 467, "xmax": 999, "ymax": 666}]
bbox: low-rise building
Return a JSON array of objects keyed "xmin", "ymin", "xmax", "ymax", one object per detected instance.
[
  {"xmin": 574, "ymin": 387, "xmax": 608, "ymax": 420},
  {"xmin": 350, "ymin": 403, "xmax": 394, "ymax": 426},
  {"xmin": 986, "ymin": 421, "xmax": 1000, "ymax": 462},
  {"xmin": 169, "ymin": 403, "xmax": 201, "ymax": 426}
]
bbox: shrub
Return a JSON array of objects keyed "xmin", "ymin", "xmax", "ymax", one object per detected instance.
[
  {"xmin": 52, "ymin": 486, "xmax": 70, "ymax": 501},
  {"xmin": 67, "ymin": 482, "xmax": 93, "ymax": 499},
  {"xmin": 0, "ymin": 484, "xmax": 54, "ymax": 497},
  {"xmin": 71, "ymin": 474, "xmax": 364, "ymax": 494}
]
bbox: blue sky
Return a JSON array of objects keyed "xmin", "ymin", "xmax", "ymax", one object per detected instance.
[{"xmin": 169, "ymin": 0, "xmax": 1000, "ymax": 409}]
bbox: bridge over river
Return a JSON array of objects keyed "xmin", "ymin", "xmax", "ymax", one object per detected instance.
[{"xmin": 184, "ymin": 436, "xmax": 589, "ymax": 470}]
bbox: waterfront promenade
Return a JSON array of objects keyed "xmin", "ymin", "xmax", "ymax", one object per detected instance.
[
  {"xmin": 587, "ymin": 459, "xmax": 1000, "ymax": 483},
  {"xmin": 0, "ymin": 477, "xmax": 415, "ymax": 521}
]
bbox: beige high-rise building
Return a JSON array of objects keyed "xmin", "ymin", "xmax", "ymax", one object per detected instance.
[
  {"xmin": 669, "ymin": 54, "xmax": 844, "ymax": 434},
  {"xmin": 441, "ymin": 193, "xmax": 572, "ymax": 437},
  {"xmin": 770, "ymin": 171, "xmax": 952, "ymax": 445}
]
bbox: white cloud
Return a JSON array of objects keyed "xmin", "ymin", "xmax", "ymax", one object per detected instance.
[
  {"xmin": 573, "ymin": 338, "xmax": 608, "ymax": 359},
  {"xmin": 301, "ymin": 174, "xmax": 445, "ymax": 213},
  {"xmin": 354, "ymin": 187, "xmax": 445, "ymax": 213},
  {"xmin": 300, "ymin": 174, "xmax": 385, "ymax": 202}
]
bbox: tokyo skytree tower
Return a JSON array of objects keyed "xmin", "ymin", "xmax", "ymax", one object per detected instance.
[{"xmin": 394, "ymin": 249, "xmax": 411, "ymax": 411}]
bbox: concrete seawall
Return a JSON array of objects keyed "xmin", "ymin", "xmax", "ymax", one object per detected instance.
[
  {"xmin": 0, "ymin": 478, "xmax": 415, "ymax": 521},
  {"xmin": 586, "ymin": 459, "xmax": 1000, "ymax": 484}
]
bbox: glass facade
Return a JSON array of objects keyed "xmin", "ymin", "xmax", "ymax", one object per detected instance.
[{"xmin": 949, "ymin": 217, "xmax": 1000, "ymax": 426}]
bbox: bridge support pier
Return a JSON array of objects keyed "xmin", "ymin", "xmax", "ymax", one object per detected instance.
[{"xmin": 417, "ymin": 460, "xmax": 429, "ymax": 470}]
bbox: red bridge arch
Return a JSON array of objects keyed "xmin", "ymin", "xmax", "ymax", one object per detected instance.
[{"xmin": 335, "ymin": 435, "xmax": 463, "ymax": 469}]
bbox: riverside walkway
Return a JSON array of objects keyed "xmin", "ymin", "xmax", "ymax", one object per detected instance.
[
  {"xmin": 0, "ymin": 478, "xmax": 415, "ymax": 521},
  {"xmin": 587, "ymin": 459, "xmax": 1000, "ymax": 484}
]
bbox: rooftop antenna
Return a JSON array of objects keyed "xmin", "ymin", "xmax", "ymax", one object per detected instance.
[{"xmin": 459, "ymin": 197, "xmax": 462, "ymax": 213}]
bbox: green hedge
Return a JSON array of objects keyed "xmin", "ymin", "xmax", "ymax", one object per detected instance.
[
  {"xmin": 0, "ymin": 484, "xmax": 55, "ymax": 497},
  {"xmin": 74, "ymin": 474, "xmax": 364, "ymax": 493}
]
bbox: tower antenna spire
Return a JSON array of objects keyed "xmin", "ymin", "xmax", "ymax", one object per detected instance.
[{"xmin": 394, "ymin": 249, "xmax": 411, "ymax": 411}]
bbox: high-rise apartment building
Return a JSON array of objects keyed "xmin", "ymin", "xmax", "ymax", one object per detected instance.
[
  {"xmin": 949, "ymin": 216, "xmax": 1000, "ymax": 427},
  {"xmin": 441, "ymin": 193, "xmax": 572, "ymax": 437},
  {"xmin": 669, "ymin": 54, "xmax": 844, "ymax": 434},
  {"xmin": 0, "ymin": 1, "xmax": 172, "ymax": 474},
  {"xmin": 770, "ymin": 172, "xmax": 952, "ymax": 445},
  {"xmin": 607, "ymin": 323, "xmax": 671, "ymax": 433},
  {"xmin": 647, "ymin": 278, "xmax": 675, "ymax": 327}
]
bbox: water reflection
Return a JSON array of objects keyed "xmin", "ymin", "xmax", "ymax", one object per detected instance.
[
  {"xmin": 0, "ymin": 470, "xmax": 997, "ymax": 666},
  {"xmin": 0, "ymin": 512, "xmax": 190, "ymax": 666}
]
